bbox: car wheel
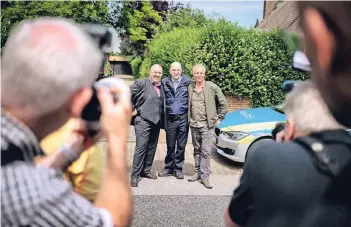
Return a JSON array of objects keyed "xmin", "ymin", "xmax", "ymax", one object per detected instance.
[{"xmin": 245, "ymin": 138, "xmax": 273, "ymax": 161}]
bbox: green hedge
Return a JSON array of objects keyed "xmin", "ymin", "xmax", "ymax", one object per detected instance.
[
  {"xmin": 141, "ymin": 20, "xmax": 308, "ymax": 107},
  {"xmin": 140, "ymin": 26, "xmax": 205, "ymax": 77},
  {"xmin": 130, "ymin": 57, "xmax": 142, "ymax": 78}
]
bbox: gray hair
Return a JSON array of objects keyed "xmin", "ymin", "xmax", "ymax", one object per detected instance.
[
  {"xmin": 192, "ymin": 64, "xmax": 206, "ymax": 74},
  {"xmin": 1, "ymin": 17, "xmax": 103, "ymax": 117},
  {"xmin": 284, "ymin": 80, "xmax": 345, "ymax": 133}
]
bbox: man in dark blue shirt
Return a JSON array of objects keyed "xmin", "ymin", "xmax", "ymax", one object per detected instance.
[{"xmin": 158, "ymin": 62, "xmax": 192, "ymax": 179}]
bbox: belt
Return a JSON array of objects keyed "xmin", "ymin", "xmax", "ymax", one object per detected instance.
[{"xmin": 167, "ymin": 113, "xmax": 188, "ymax": 120}]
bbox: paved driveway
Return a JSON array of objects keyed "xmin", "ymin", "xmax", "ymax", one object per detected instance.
[
  {"xmin": 100, "ymin": 77, "xmax": 245, "ymax": 226},
  {"xmin": 99, "ymin": 126, "xmax": 243, "ymax": 227},
  {"xmin": 101, "ymin": 126, "xmax": 244, "ymax": 176}
]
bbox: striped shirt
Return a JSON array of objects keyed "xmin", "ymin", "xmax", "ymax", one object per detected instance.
[{"xmin": 1, "ymin": 110, "xmax": 112, "ymax": 227}]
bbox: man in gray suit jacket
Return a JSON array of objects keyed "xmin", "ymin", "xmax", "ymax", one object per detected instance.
[{"xmin": 130, "ymin": 64, "xmax": 165, "ymax": 187}]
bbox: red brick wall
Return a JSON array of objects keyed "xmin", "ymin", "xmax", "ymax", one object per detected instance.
[
  {"xmin": 263, "ymin": 0, "xmax": 276, "ymax": 19},
  {"xmin": 225, "ymin": 95, "xmax": 252, "ymax": 112}
]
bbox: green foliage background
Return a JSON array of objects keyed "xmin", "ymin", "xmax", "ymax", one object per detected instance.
[
  {"xmin": 1, "ymin": 1, "xmax": 308, "ymax": 107},
  {"xmin": 1, "ymin": 1, "xmax": 109, "ymax": 49},
  {"xmin": 140, "ymin": 20, "xmax": 308, "ymax": 107}
]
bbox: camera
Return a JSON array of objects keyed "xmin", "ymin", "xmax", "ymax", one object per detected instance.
[
  {"xmin": 81, "ymin": 77, "xmax": 120, "ymax": 136},
  {"xmin": 79, "ymin": 24, "xmax": 119, "ymax": 136}
]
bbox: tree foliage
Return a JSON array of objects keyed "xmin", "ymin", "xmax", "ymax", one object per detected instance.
[
  {"xmin": 154, "ymin": 6, "xmax": 209, "ymax": 37},
  {"xmin": 139, "ymin": 26, "xmax": 205, "ymax": 77},
  {"xmin": 141, "ymin": 20, "xmax": 308, "ymax": 107},
  {"xmin": 117, "ymin": 0, "xmax": 184, "ymax": 56},
  {"xmin": 1, "ymin": 0, "xmax": 109, "ymax": 49}
]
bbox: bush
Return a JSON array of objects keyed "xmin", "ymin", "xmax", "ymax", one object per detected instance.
[
  {"xmin": 139, "ymin": 26, "xmax": 205, "ymax": 77},
  {"xmin": 142, "ymin": 20, "xmax": 308, "ymax": 107},
  {"xmin": 130, "ymin": 57, "xmax": 142, "ymax": 78},
  {"xmin": 139, "ymin": 57, "xmax": 152, "ymax": 78}
]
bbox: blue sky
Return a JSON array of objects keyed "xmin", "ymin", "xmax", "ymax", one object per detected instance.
[{"xmin": 176, "ymin": 0, "xmax": 264, "ymax": 28}]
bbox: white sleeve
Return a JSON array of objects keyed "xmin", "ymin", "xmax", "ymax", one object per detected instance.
[{"xmin": 97, "ymin": 208, "xmax": 114, "ymax": 227}]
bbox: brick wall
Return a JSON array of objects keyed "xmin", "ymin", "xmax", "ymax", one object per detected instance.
[
  {"xmin": 259, "ymin": 1, "xmax": 302, "ymax": 34},
  {"xmin": 263, "ymin": 0, "xmax": 276, "ymax": 19},
  {"xmin": 225, "ymin": 95, "xmax": 252, "ymax": 112}
]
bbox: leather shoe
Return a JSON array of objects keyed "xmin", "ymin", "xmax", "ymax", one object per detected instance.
[
  {"xmin": 158, "ymin": 171, "xmax": 173, "ymax": 177},
  {"xmin": 131, "ymin": 178, "xmax": 138, "ymax": 187},
  {"xmin": 200, "ymin": 178, "xmax": 213, "ymax": 189},
  {"xmin": 174, "ymin": 171, "xmax": 184, "ymax": 179},
  {"xmin": 140, "ymin": 173, "xmax": 157, "ymax": 179},
  {"xmin": 188, "ymin": 173, "xmax": 200, "ymax": 182}
]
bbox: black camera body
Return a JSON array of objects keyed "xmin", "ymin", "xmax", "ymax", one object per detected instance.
[{"xmin": 79, "ymin": 24, "xmax": 118, "ymax": 136}]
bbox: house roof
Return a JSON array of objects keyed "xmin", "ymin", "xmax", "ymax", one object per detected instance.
[{"xmin": 258, "ymin": 1, "xmax": 301, "ymax": 34}]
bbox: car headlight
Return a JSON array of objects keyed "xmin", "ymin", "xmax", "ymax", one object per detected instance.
[{"xmin": 222, "ymin": 131, "xmax": 249, "ymax": 141}]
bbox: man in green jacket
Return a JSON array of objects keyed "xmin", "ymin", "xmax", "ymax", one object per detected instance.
[{"xmin": 187, "ymin": 64, "xmax": 228, "ymax": 189}]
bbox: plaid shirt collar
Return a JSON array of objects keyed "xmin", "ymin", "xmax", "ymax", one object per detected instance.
[{"xmin": 1, "ymin": 109, "xmax": 43, "ymax": 163}]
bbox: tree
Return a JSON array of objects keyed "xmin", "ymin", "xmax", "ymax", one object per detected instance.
[
  {"xmin": 154, "ymin": 6, "xmax": 209, "ymax": 37},
  {"xmin": 1, "ymin": 0, "xmax": 110, "ymax": 49},
  {"xmin": 116, "ymin": 0, "xmax": 185, "ymax": 56},
  {"xmin": 127, "ymin": 1, "xmax": 162, "ymax": 56}
]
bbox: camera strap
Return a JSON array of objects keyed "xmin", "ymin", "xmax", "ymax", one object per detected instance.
[{"xmin": 294, "ymin": 130, "xmax": 351, "ymax": 179}]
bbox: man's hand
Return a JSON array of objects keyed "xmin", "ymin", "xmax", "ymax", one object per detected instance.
[
  {"xmin": 216, "ymin": 120, "xmax": 222, "ymax": 126},
  {"xmin": 94, "ymin": 79, "xmax": 133, "ymax": 227},
  {"xmin": 97, "ymin": 81, "xmax": 132, "ymax": 141}
]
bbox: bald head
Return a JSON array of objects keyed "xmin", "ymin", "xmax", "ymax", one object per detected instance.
[
  {"xmin": 170, "ymin": 62, "xmax": 182, "ymax": 80},
  {"xmin": 28, "ymin": 21, "xmax": 78, "ymax": 50},
  {"xmin": 151, "ymin": 64, "xmax": 162, "ymax": 72},
  {"xmin": 1, "ymin": 17, "xmax": 103, "ymax": 118}
]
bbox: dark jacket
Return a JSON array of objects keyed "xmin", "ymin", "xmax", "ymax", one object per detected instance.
[
  {"xmin": 188, "ymin": 81, "xmax": 228, "ymax": 128},
  {"xmin": 130, "ymin": 78, "xmax": 166, "ymax": 128},
  {"xmin": 162, "ymin": 75, "xmax": 192, "ymax": 115}
]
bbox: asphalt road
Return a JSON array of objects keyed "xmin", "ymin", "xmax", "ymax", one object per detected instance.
[
  {"xmin": 99, "ymin": 127, "xmax": 243, "ymax": 227},
  {"xmin": 130, "ymin": 173, "xmax": 241, "ymax": 227},
  {"xmin": 131, "ymin": 195, "xmax": 232, "ymax": 227}
]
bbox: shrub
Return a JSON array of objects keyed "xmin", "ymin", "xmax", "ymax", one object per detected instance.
[
  {"xmin": 139, "ymin": 57, "xmax": 152, "ymax": 78},
  {"xmin": 193, "ymin": 20, "xmax": 308, "ymax": 106},
  {"xmin": 139, "ymin": 26, "xmax": 205, "ymax": 77},
  {"xmin": 142, "ymin": 20, "xmax": 308, "ymax": 107},
  {"xmin": 130, "ymin": 57, "xmax": 142, "ymax": 78}
]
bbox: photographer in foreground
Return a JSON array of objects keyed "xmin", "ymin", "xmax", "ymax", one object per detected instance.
[
  {"xmin": 1, "ymin": 18, "xmax": 132, "ymax": 226},
  {"xmin": 298, "ymin": 1, "xmax": 351, "ymax": 128},
  {"xmin": 225, "ymin": 80, "xmax": 350, "ymax": 227}
]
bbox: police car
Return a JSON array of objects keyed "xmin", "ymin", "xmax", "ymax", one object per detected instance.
[{"xmin": 213, "ymin": 106, "xmax": 286, "ymax": 163}]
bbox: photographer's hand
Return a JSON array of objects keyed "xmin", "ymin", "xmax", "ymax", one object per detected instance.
[
  {"xmin": 97, "ymin": 84, "xmax": 132, "ymax": 141},
  {"xmin": 94, "ymin": 80, "xmax": 132, "ymax": 227}
]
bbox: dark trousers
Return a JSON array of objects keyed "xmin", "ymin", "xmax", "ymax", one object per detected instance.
[
  {"xmin": 164, "ymin": 115, "xmax": 189, "ymax": 173},
  {"xmin": 131, "ymin": 116, "xmax": 160, "ymax": 179}
]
